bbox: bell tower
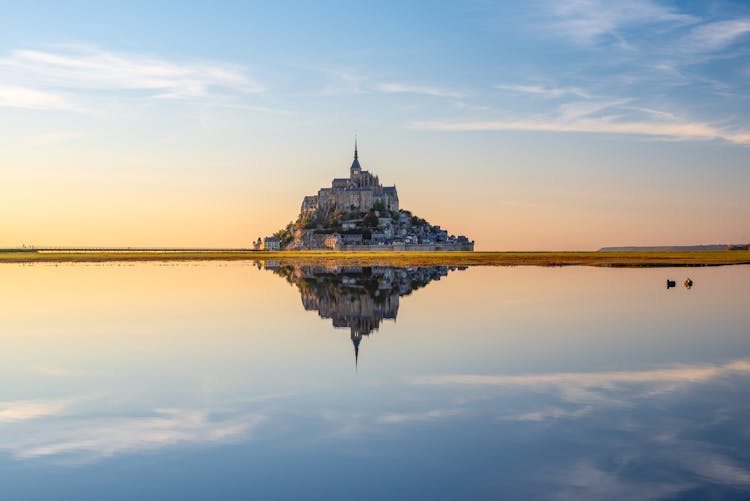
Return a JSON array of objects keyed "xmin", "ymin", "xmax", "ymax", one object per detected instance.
[{"xmin": 350, "ymin": 136, "xmax": 362, "ymax": 177}]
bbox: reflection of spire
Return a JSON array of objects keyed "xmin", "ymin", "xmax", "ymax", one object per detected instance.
[
  {"xmin": 261, "ymin": 263, "xmax": 464, "ymax": 372},
  {"xmin": 352, "ymin": 331, "xmax": 361, "ymax": 371}
]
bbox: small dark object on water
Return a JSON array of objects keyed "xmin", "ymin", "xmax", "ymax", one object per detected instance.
[
  {"xmin": 684, "ymin": 278, "xmax": 693, "ymax": 289},
  {"xmin": 666, "ymin": 280, "xmax": 676, "ymax": 288}
]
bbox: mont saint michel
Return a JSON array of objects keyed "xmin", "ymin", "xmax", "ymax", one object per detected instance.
[{"xmin": 256, "ymin": 141, "xmax": 474, "ymax": 251}]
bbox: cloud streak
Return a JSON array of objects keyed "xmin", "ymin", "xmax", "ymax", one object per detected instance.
[
  {"xmin": 412, "ymin": 116, "xmax": 750, "ymax": 145},
  {"xmin": 376, "ymin": 82, "xmax": 465, "ymax": 98},
  {"xmin": 543, "ymin": 0, "xmax": 697, "ymax": 46},
  {"xmin": 0, "ymin": 45, "xmax": 263, "ymax": 109},
  {"xmin": 497, "ymin": 84, "xmax": 589, "ymax": 99},
  {"xmin": 0, "ymin": 84, "xmax": 73, "ymax": 110},
  {"xmin": 419, "ymin": 73, "xmax": 750, "ymax": 145},
  {"xmin": 682, "ymin": 19, "xmax": 750, "ymax": 53}
]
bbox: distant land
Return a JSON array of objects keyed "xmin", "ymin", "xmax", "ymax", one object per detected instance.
[{"xmin": 600, "ymin": 244, "xmax": 749, "ymax": 252}]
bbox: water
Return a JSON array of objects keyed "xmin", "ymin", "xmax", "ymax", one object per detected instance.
[{"xmin": 0, "ymin": 261, "xmax": 749, "ymax": 500}]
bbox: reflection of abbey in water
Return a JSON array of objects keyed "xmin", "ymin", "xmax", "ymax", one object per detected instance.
[{"xmin": 258, "ymin": 262, "xmax": 465, "ymax": 366}]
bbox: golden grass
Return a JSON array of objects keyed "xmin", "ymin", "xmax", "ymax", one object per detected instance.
[{"xmin": 0, "ymin": 250, "xmax": 749, "ymax": 267}]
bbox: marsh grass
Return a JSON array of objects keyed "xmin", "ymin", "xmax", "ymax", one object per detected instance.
[{"xmin": 0, "ymin": 250, "xmax": 749, "ymax": 267}]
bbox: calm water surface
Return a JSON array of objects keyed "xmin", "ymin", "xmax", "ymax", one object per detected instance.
[{"xmin": 1, "ymin": 262, "xmax": 749, "ymax": 500}]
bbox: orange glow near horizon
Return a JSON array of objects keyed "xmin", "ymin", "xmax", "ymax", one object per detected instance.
[{"xmin": 1, "ymin": 136, "xmax": 748, "ymax": 251}]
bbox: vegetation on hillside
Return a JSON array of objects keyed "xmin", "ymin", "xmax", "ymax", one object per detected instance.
[
  {"xmin": 273, "ymin": 222, "xmax": 295, "ymax": 248},
  {"xmin": 274, "ymin": 201, "xmax": 440, "ymax": 249}
]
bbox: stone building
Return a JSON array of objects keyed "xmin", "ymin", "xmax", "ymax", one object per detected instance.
[
  {"xmin": 324, "ymin": 234, "xmax": 343, "ymax": 250},
  {"xmin": 263, "ymin": 236, "xmax": 280, "ymax": 250},
  {"xmin": 300, "ymin": 140, "xmax": 399, "ymax": 217}
]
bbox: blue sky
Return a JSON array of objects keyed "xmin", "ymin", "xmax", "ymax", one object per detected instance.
[{"xmin": 0, "ymin": 0, "xmax": 748, "ymax": 249}]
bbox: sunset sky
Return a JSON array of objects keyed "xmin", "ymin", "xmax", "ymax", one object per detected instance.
[{"xmin": 1, "ymin": 1, "xmax": 749, "ymax": 250}]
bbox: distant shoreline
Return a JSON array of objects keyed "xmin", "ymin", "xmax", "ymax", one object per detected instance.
[{"xmin": 0, "ymin": 250, "xmax": 749, "ymax": 267}]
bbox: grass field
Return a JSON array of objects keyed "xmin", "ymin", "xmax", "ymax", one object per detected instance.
[{"xmin": 1, "ymin": 250, "xmax": 749, "ymax": 267}]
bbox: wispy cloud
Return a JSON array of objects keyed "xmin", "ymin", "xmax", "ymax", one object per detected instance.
[
  {"xmin": 0, "ymin": 45, "xmax": 263, "ymax": 108},
  {"xmin": 497, "ymin": 2, "xmax": 750, "ymax": 147},
  {"xmin": 375, "ymin": 82, "xmax": 465, "ymax": 98},
  {"xmin": 544, "ymin": 0, "xmax": 698, "ymax": 46},
  {"xmin": 413, "ymin": 117, "xmax": 750, "ymax": 144},
  {"xmin": 320, "ymin": 68, "xmax": 370, "ymax": 95},
  {"xmin": 497, "ymin": 84, "xmax": 589, "ymax": 99},
  {"xmin": 682, "ymin": 19, "xmax": 750, "ymax": 53},
  {"xmin": 557, "ymin": 98, "xmax": 630, "ymax": 120},
  {"xmin": 625, "ymin": 106, "xmax": 678, "ymax": 121},
  {"xmin": 424, "ymin": 55, "xmax": 750, "ymax": 144},
  {"xmin": 540, "ymin": 0, "xmax": 749, "ymax": 70},
  {"xmin": 412, "ymin": 89, "xmax": 750, "ymax": 147},
  {"xmin": 0, "ymin": 84, "xmax": 73, "ymax": 110}
]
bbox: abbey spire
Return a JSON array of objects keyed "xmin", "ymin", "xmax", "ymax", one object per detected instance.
[{"xmin": 351, "ymin": 136, "xmax": 362, "ymax": 172}]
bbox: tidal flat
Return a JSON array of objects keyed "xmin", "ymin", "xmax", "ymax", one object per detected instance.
[
  {"xmin": 1, "ymin": 250, "xmax": 749, "ymax": 267},
  {"xmin": 0, "ymin": 261, "xmax": 748, "ymax": 500}
]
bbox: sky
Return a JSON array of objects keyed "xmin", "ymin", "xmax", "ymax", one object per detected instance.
[{"xmin": 0, "ymin": 0, "xmax": 748, "ymax": 250}]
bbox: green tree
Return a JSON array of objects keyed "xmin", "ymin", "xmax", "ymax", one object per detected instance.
[
  {"xmin": 300, "ymin": 214, "xmax": 316, "ymax": 229},
  {"xmin": 363, "ymin": 212, "xmax": 379, "ymax": 227}
]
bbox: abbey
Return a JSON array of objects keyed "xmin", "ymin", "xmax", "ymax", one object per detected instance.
[
  {"xmin": 300, "ymin": 140, "xmax": 399, "ymax": 216},
  {"xmin": 263, "ymin": 140, "xmax": 474, "ymax": 251}
]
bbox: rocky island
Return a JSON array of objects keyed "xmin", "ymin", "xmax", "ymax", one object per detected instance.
[{"xmin": 256, "ymin": 141, "xmax": 474, "ymax": 251}]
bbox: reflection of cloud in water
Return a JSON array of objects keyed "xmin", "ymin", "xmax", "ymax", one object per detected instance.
[
  {"xmin": 32, "ymin": 365, "xmax": 84, "ymax": 377},
  {"xmin": 498, "ymin": 405, "xmax": 593, "ymax": 422},
  {"xmin": 679, "ymin": 451, "xmax": 750, "ymax": 487},
  {"xmin": 0, "ymin": 399, "xmax": 72, "ymax": 423},
  {"xmin": 411, "ymin": 359, "xmax": 750, "ymax": 496},
  {"xmin": 547, "ymin": 436, "xmax": 750, "ymax": 500},
  {"xmin": 413, "ymin": 359, "xmax": 750, "ymax": 423},
  {"xmin": 376, "ymin": 408, "xmax": 463, "ymax": 424},
  {"xmin": 551, "ymin": 461, "xmax": 695, "ymax": 501},
  {"xmin": 0, "ymin": 405, "xmax": 263, "ymax": 463},
  {"xmin": 412, "ymin": 359, "xmax": 750, "ymax": 399}
]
